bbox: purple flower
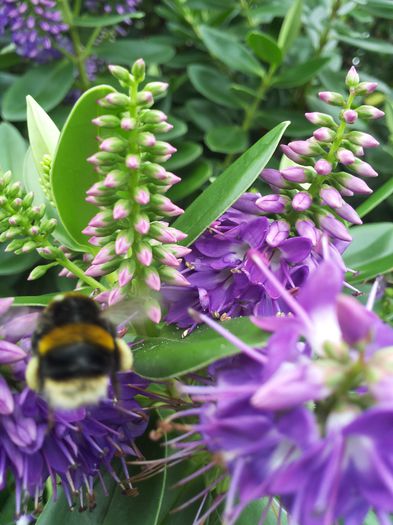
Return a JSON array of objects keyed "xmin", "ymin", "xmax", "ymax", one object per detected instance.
[{"xmin": 0, "ymin": 298, "xmax": 149, "ymax": 518}]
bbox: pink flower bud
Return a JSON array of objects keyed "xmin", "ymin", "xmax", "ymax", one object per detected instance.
[
  {"xmin": 92, "ymin": 246, "xmax": 114, "ymax": 265},
  {"xmin": 137, "ymin": 91, "xmax": 154, "ymax": 105},
  {"xmin": 355, "ymin": 82, "xmax": 378, "ymax": 95},
  {"xmin": 162, "ymin": 172, "xmax": 181, "ymax": 186},
  {"xmin": 342, "ymin": 110, "xmax": 357, "ymax": 124},
  {"xmin": 337, "ymin": 148, "xmax": 355, "ymax": 165},
  {"xmin": 320, "ymin": 186, "xmax": 343, "ymax": 208},
  {"xmin": 125, "ymin": 155, "xmax": 140, "ymax": 170},
  {"xmin": 118, "ymin": 263, "xmax": 135, "ymax": 287},
  {"xmin": 280, "ymin": 144, "xmax": 306, "ymax": 164},
  {"xmin": 113, "ymin": 200, "xmax": 131, "ymax": 220},
  {"xmin": 352, "ymin": 159, "xmax": 378, "ymax": 178},
  {"xmin": 345, "ymin": 66, "xmax": 359, "ymax": 88},
  {"xmin": 319, "ymin": 214, "xmax": 352, "ymax": 242},
  {"xmin": 146, "ymin": 301, "xmax": 161, "ymax": 323},
  {"xmin": 141, "ymin": 110, "xmax": 168, "ymax": 123},
  {"xmin": 144, "ymin": 81, "xmax": 169, "ymax": 96},
  {"xmin": 120, "ymin": 117, "xmax": 135, "ymax": 130},
  {"xmin": 150, "ymin": 141, "xmax": 177, "ymax": 156},
  {"xmin": 100, "ymin": 137, "xmax": 127, "ymax": 153},
  {"xmin": 167, "ymin": 245, "xmax": 192, "ymax": 258},
  {"xmin": 313, "ymin": 127, "xmax": 335, "ymax": 142},
  {"xmin": 255, "ymin": 194, "xmax": 289, "ymax": 214},
  {"xmin": 85, "ymin": 265, "xmax": 106, "ymax": 277},
  {"xmin": 266, "ymin": 220, "xmax": 290, "ymax": 247},
  {"xmin": 151, "ymin": 195, "xmax": 184, "ymax": 216},
  {"xmin": 295, "ymin": 219, "xmax": 319, "ymax": 246},
  {"xmin": 145, "ymin": 268, "xmax": 161, "ymax": 291},
  {"xmin": 136, "ymin": 244, "xmax": 153, "ymax": 266},
  {"xmin": 134, "ymin": 187, "xmax": 150, "ymax": 205},
  {"xmin": 314, "ymin": 159, "xmax": 332, "ymax": 175},
  {"xmin": 167, "ymin": 227, "xmax": 187, "ymax": 242},
  {"xmin": 334, "ymin": 202, "xmax": 362, "ymax": 225},
  {"xmin": 288, "ymin": 140, "xmax": 321, "ymax": 156},
  {"xmin": 115, "ymin": 233, "xmax": 132, "ymax": 255},
  {"xmin": 338, "ymin": 173, "xmax": 372, "ymax": 194},
  {"xmin": 292, "ymin": 192, "xmax": 312, "ymax": 211},
  {"xmin": 86, "ymin": 182, "xmax": 105, "ymax": 196},
  {"xmin": 305, "ymin": 112, "xmax": 337, "ymax": 127},
  {"xmin": 135, "ymin": 216, "xmax": 150, "ymax": 235},
  {"xmin": 91, "ymin": 115, "xmax": 120, "ymax": 128},
  {"xmin": 82, "ymin": 226, "xmax": 97, "ymax": 236},
  {"xmin": 356, "ymin": 105, "xmax": 385, "ymax": 120},
  {"xmin": 142, "ymin": 163, "xmax": 167, "ymax": 180},
  {"xmin": 339, "ymin": 187, "xmax": 354, "ymax": 197},
  {"xmin": 160, "ymin": 267, "xmax": 190, "ymax": 286},
  {"xmin": 281, "ymin": 167, "xmax": 308, "ymax": 183},
  {"xmin": 260, "ymin": 169, "xmax": 288, "ymax": 189},
  {"xmin": 347, "ymin": 131, "xmax": 379, "ymax": 148},
  {"xmin": 318, "ymin": 91, "xmax": 345, "ymax": 106},
  {"xmin": 103, "ymin": 93, "xmax": 130, "ymax": 107},
  {"xmin": 138, "ymin": 132, "xmax": 156, "ymax": 147},
  {"xmin": 108, "ymin": 287, "xmax": 124, "ymax": 306},
  {"xmin": 154, "ymin": 246, "xmax": 179, "ymax": 267},
  {"xmin": 103, "ymin": 170, "xmax": 127, "ymax": 188}
]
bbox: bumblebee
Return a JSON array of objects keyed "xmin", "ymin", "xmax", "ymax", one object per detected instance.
[{"xmin": 25, "ymin": 293, "xmax": 133, "ymax": 409}]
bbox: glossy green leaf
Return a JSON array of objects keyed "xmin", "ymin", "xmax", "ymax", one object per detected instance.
[
  {"xmin": 273, "ymin": 57, "xmax": 331, "ymax": 88},
  {"xmin": 73, "ymin": 11, "xmax": 143, "ymax": 27},
  {"xmin": 246, "ymin": 31, "xmax": 283, "ymax": 65},
  {"xmin": 356, "ymin": 178, "xmax": 393, "ymax": 219},
  {"xmin": 165, "ymin": 142, "xmax": 203, "ymax": 171},
  {"xmin": 0, "ymin": 244, "xmax": 39, "ymax": 277},
  {"xmin": 205, "ymin": 125, "xmax": 248, "ymax": 154},
  {"xmin": 26, "ymin": 95, "xmax": 60, "ymax": 176},
  {"xmin": 168, "ymin": 160, "xmax": 213, "ymax": 201},
  {"xmin": 199, "ymin": 25, "xmax": 264, "ymax": 77},
  {"xmin": 0, "ymin": 122, "xmax": 27, "ymax": 179},
  {"xmin": 173, "ymin": 121, "xmax": 290, "ymax": 246},
  {"xmin": 344, "ymin": 223, "xmax": 393, "ymax": 283},
  {"xmin": 185, "ymin": 99, "xmax": 232, "ymax": 132},
  {"xmin": 13, "ymin": 289, "xmax": 92, "ymax": 307},
  {"xmin": 337, "ymin": 34, "xmax": 393, "ymax": 54},
  {"xmin": 188, "ymin": 65, "xmax": 242, "ymax": 109},
  {"xmin": 51, "ymin": 85, "xmax": 115, "ymax": 248},
  {"xmin": 95, "ymin": 39, "xmax": 175, "ymax": 65},
  {"xmin": 1, "ymin": 61, "xmax": 74, "ymax": 121},
  {"xmin": 277, "ymin": 0, "xmax": 303, "ymax": 53},
  {"xmin": 133, "ymin": 317, "xmax": 268, "ymax": 379},
  {"xmin": 256, "ymin": 108, "xmax": 314, "ymax": 137}
]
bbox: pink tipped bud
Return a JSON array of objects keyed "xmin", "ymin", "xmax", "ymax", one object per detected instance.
[
  {"xmin": 145, "ymin": 268, "xmax": 161, "ymax": 291},
  {"xmin": 167, "ymin": 227, "xmax": 187, "ymax": 242},
  {"xmin": 141, "ymin": 110, "xmax": 168, "ymax": 123},
  {"xmin": 339, "ymin": 187, "xmax": 354, "ymax": 197},
  {"xmin": 113, "ymin": 200, "xmax": 131, "ymax": 220},
  {"xmin": 132, "ymin": 58, "xmax": 145, "ymax": 81},
  {"xmin": 318, "ymin": 91, "xmax": 345, "ymax": 106},
  {"xmin": 305, "ymin": 112, "xmax": 337, "ymax": 127},
  {"xmin": 100, "ymin": 137, "xmax": 127, "ymax": 153},
  {"xmin": 356, "ymin": 105, "xmax": 385, "ymax": 120},
  {"xmin": 338, "ymin": 173, "xmax": 372, "ymax": 194},
  {"xmin": 295, "ymin": 219, "xmax": 319, "ymax": 246},
  {"xmin": 162, "ymin": 172, "xmax": 181, "ymax": 186},
  {"xmin": 352, "ymin": 159, "xmax": 378, "ymax": 178},
  {"xmin": 142, "ymin": 163, "xmax": 167, "ymax": 180},
  {"xmin": 260, "ymin": 168, "xmax": 288, "ymax": 189},
  {"xmin": 92, "ymin": 246, "xmax": 115, "ymax": 265},
  {"xmin": 292, "ymin": 192, "xmax": 312, "ymax": 212},
  {"xmin": 345, "ymin": 66, "xmax": 359, "ymax": 88},
  {"xmin": 160, "ymin": 267, "xmax": 190, "ymax": 286},
  {"xmin": 314, "ymin": 159, "xmax": 332, "ymax": 175},
  {"xmin": 85, "ymin": 265, "xmax": 106, "ymax": 277},
  {"xmin": 144, "ymin": 81, "xmax": 169, "ymax": 96},
  {"xmin": 347, "ymin": 131, "xmax": 379, "ymax": 148},
  {"xmin": 125, "ymin": 155, "xmax": 140, "ymax": 170},
  {"xmin": 355, "ymin": 82, "xmax": 378, "ymax": 95},
  {"xmin": 136, "ymin": 244, "xmax": 153, "ymax": 266},
  {"xmin": 167, "ymin": 245, "xmax": 192, "ymax": 258},
  {"xmin": 281, "ymin": 166, "xmax": 308, "ymax": 183},
  {"xmin": 335, "ymin": 202, "xmax": 362, "ymax": 225},
  {"xmin": 319, "ymin": 214, "xmax": 352, "ymax": 242},
  {"xmin": 134, "ymin": 215, "xmax": 150, "ymax": 235},
  {"xmin": 108, "ymin": 64, "xmax": 130, "ymax": 83},
  {"xmin": 92, "ymin": 115, "xmax": 120, "ymax": 128},
  {"xmin": 313, "ymin": 127, "xmax": 335, "ymax": 142},
  {"xmin": 266, "ymin": 220, "xmax": 290, "ymax": 247},
  {"xmin": 342, "ymin": 109, "xmax": 358, "ymax": 124},
  {"xmin": 255, "ymin": 194, "xmax": 289, "ymax": 214},
  {"xmin": 150, "ymin": 141, "xmax": 177, "ymax": 156},
  {"xmin": 108, "ymin": 287, "xmax": 124, "ymax": 306},
  {"xmin": 154, "ymin": 246, "xmax": 179, "ymax": 267},
  {"xmin": 138, "ymin": 132, "xmax": 156, "ymax": 147},
  {"xmin": 82, "ymin": 226, "xmax": 97, "ymax": 236},
  {"xmin": 134, "ymin": 187, "xmax": 150, "ymax": 205},
  {"xmin": 115, "ymin": 233, "xmax": 132, "ymax": 255},
  {"xmin": 151, "ymin": 195, "xmax": 184, "ymax": 216},
  {"xmin": 337, "ymin": 148, "xmax": 355, "ymax": 165},
  {"xmin": 280, "ymin": 144, "xmax": 307, "ymax": 164},
  {"xmin": 137, "ymin": 91, "xmax": 154, "ymax": 106},
  {"xmin": 118, "ymin": 262, "xmax": 135, "ymax": 287},
  {"xmin": 146, "ymin": 301, "xmax": 161, "ymax": 323},
  {"xmin": 104, "ymin": 170, "xmax": 127, "ymax": 188},
  {"xmin": 99, "ymin": 92, "xmax": 130, "ymax": 108},
  {"xmin": 320, "ymin": 186, "xmax": 343, "ymax": 208},
  {"xmin": 120, "ymin": 117, "xmax": 136, "ymax": 130},
  {"xmin": 288, "ymin": 140, "xmax": 322, "ymax": 156},
  {"xmin": 86, "ymin": 182, "xmax": 105, "ymax": 196}
]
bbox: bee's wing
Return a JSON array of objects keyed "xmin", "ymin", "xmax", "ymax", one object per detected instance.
[{"xmin": 101, "ymin": 297, "xmax": 157, "ymax": 330}]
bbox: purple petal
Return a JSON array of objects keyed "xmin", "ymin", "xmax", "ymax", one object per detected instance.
[{"xmin": 278, "ymin": 237, "xmax": 312, "ymax": 263}]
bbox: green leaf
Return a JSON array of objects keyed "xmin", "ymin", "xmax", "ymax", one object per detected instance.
[
  {"xmin": 13, "ymin": 289, "xmax": 92, "ymax": 307},
  {"xmin": 356, "ymin": 177, "xmax": 393, "ymax": 219},
  {"xmin": 337, "ymin": 34, "xmax": 393, "ymax": 54},
  {"xmin": 0, "ymin": 244, "xmax": 39, "ymax": 277},
  {"xmin": 199, "ymin": 25, "xmax": 264, "ymax": 77},
  {"xmin": 185, "ymin": 99, "xmax": 232, "ymax": 132},
  {"xmin": 173, "ymin": 121, "xmax": 290, "ymax": 246},
  {"xmin": 246, "ymin": 31, "xmax": 283, "ymax": 65},
  {"xmin": 277, "ymin": 0, "xmax": 303, "ymax": 53},
  {"xmin": 256, "ymin": 108, "xmax": 314, "ymax": 137},
  {"xmin": 1, "ymin": 61, "xmax": 74, "ymax": 121},
  {"xmin": 26, "ymin": 95, "xmax": 60, "ymax": 176},
  {"xmin": 73, "ymin": 11, "xmax": 143, "ymax": 27},
  {"xmin": 385, "ymin": 99, "xmax": 393, "ymax": 139},
  {"xmin": 51, "ymin": 85, "xmax": 115, "ymax": 248},
  {"xmin": 168, "ymin": 160, "xmax": 213, "ymax": 201},
  {"xmin": 188, "ymin": 65, "xmax": 243, "ymax": 109},
  {"xmin": 273, "ymin": 57, "xmax": 331, "ymax": 88},
  {"xmin": 0, "ymin": 122, "xmax": 27, "ymax": 179},
  {"xmin": 205, "ymin": 125, "xmax": 248, "ymax": 154},
  {"xmin": 165, "ymin": 142, "xmax": 203, "ymax": 171},
  {"xmin": 95, "ymin": 39, "xmax": 175, "ymax": 65},
  {"xmin": 133, "ymin": 317, "xmax": 268, "ymax": 379},
  {"xmin": 344, "ymin": 223, "xmax": 393, "ymax": 283}
]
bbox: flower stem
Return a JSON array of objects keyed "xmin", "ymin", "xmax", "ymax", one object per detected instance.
[{"xmin": 59, "ymin": 256, "xmax": 107, "ymax": 291}]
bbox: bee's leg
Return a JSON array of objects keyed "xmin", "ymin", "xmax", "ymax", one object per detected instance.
[
  {"xmin": 25, "ymin": 356, "xmax": 40, "ymax": 392},
  {"xmin": 47, "ymin": 406, "xmax": 56, "ymax": 430},
  {"xmin": 115, "ymin": 338, "xmax": 133, "ymax": 371},
  {"xmin": 111, "ymin": 372, "xmax": 120, "ymax": 404}
]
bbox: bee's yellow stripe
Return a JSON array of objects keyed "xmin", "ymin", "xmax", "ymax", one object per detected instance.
[{"xmin": 38, "ymin": 323, "xmax": 115, "ymax": 355}]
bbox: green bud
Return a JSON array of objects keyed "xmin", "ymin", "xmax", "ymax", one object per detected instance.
[
  {"xmin": 28, "ymin": 263, "xmax": 57, "ymax": 281},
  {"xmin": 21, "ymin": 241, "xmax": 37, "ymax": 253},
  {"xmin": 144, "ymin": 82, "xmax": 169, "ymax": 96},
  {"xmin": 41, "ymin": 218, "xmax": 57, "ymax": 234},
  {"xmin": 6, "ymin": 182, "xmax": 22, "ymax": 198},
  {"xmin": 92, "ymin": 115, "xmax": 121, "ymax": 128},
  {"xmin": 5, "ymin": 239, "xmax": 24, "ymax": 252},
  {"xmin": 108, "ymin": 64, "xmax": 131, "ymax": 84},
  {"xmin": 23, "ymin": 192, "xmax": 34, "ymax": 207},
  {"xmin": 131, "ymin": 58, "xmax": 146, "ymax": 82}
]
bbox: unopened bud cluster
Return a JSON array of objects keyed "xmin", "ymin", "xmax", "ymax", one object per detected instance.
[
  {"xmin": 0, "ymin": 171, "xmax": 57, "ymax": 255},
  {"xmin": 260, "ymin": 67, "xmax": 383, "ymax": 245},
  {"xmin": 84, "ymin": 60, "xmax": 190, "ymax": 320}
]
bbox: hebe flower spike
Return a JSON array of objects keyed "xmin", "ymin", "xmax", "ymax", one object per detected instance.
[{"xmin": 84, "ymin": 60, "xmax": 189, "ymax": 315}]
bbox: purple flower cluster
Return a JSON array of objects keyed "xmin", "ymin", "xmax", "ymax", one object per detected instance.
[
  {"xmin": 0, "ymin": 298, "xmax": 148, "ymax": 519},
  {"xmin": 165, "ymin": 192, "xmax": 345, "ymax": 331},
  {"xmin": 85, "ymin": 0, "xmax": 139, "ymax": 15},
  {"xmin": 84, "ymin": 61, "xmax": 189, "ymax": 319},
  {"xmin": 0, "ymin": 0, "xmax": 68, "ymax": 61},
  {"xmin": 162, "ymin": 257, "xmax": 393, "ymax": 525}
]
